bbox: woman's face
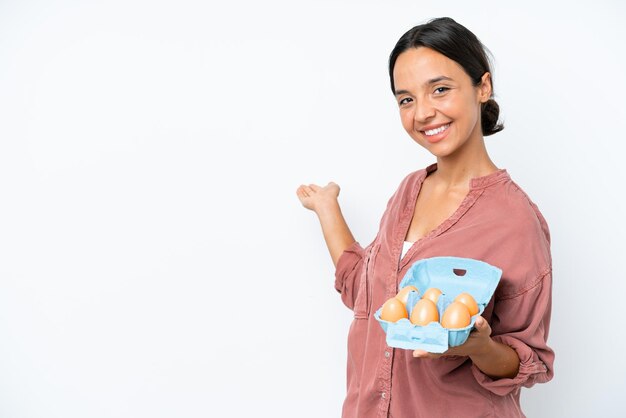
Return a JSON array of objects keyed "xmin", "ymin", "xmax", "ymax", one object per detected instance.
[{"xmin": 392, "ymin": 47, "xmax": 491, "ymax": 158}]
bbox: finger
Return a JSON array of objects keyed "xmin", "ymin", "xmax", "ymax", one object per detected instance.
[
  {"xmin": 309, "ymin": 184, "xmax": 321, "ymax": 192},
  {"xmin": 327, "ymin": 181, "xmax": 340, "ymax": 192},
  {"xmin": 412, "ymin": 350, "xmax": 441, "ymax": 359},
  {"xmin": 475, "ymin": 316, "xmax": 484, "ymax": 328},
  {"xmin": 474, "ymin": 316, "xmax": 491, "ymax": 333},
  {"xmin": 413, "ymin": 349, "xmax": 428, "ymax": 357},
  {"xmin": 296, "ymin": 187, "xmax": 308, "ymax": 198},
  {"xmin": 301, "ymin": 185, "xmax": 315, "ymax": 196}
]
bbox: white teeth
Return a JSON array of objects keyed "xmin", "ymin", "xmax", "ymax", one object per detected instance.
[{"xmin": 424, "ymin": 124, "xmax": 450, "ymax": 136}]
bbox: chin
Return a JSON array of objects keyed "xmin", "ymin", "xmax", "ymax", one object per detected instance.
[{"xmin": 421, "ymin": 142, "xmax": 457, "ymax": 159}]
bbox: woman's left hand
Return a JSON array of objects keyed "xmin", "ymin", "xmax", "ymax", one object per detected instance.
[{"xmin": 412, "ymin": 316, "xmax": 493, "ymax": 359}]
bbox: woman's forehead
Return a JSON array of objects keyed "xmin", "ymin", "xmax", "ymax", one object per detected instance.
[{"xmin": 393, "ymin": 47, "xmax": 467, "ymax": 87}]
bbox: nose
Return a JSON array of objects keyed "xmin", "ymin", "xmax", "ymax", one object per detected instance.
[{"xmin": 414, "ymin": 96, "xmax": 436, "ymax": 123}]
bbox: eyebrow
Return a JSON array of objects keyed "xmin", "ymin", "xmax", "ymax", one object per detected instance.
[
  {"xmin": 426, "ymin": 76, "xmax": 453, "ymax": 85},
  {"xmin": 394, "ymin": 76, "xmax": 454, "ymax": 96}
]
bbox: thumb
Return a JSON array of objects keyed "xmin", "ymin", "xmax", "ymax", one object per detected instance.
[
  {"xmin": 327, "ymin": 182, "xmax": 341, "ymax": 195},
  {"xmin": 474, "ymin": 316, "xmax": 489, "ymax": 331}
]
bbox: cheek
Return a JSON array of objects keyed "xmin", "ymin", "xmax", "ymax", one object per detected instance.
[
  {"xmin": 440, "ymin": 97, "xmax": 480, "ymax": 126},
  {"xmin": 437, "ymin": 99, "xmax": 460, "ymax": 118},
  {"xmin": 400, "ymin": 110, "xmax": 414, "ymax": 132},
  {"xmin": 463, "ymin": 102, "xmax": 481, "ymax": 128}
]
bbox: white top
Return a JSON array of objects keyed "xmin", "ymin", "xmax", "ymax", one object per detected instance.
[{"xmin": 401, "ymin": 241, "xmax": 414, "ymax": 258}]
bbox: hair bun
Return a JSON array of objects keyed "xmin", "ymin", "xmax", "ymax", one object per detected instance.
[{"xmin": 481, "ymin": 99, "xmax": 504, "ymax": 136}]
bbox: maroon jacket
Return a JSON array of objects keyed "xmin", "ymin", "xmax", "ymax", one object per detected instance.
[{"xmin": 335, "ymin": 164, "xmax": 554, "ymax": 418}]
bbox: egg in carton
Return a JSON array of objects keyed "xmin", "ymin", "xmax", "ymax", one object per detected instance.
[{"xmin": 374, "ymin": 256, "xmax": 502, "ymax": 353}]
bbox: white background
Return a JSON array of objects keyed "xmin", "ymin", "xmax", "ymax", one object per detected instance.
[{"xmin": 1, "ymin": 1, "xmax": 625, "ymax": 417}]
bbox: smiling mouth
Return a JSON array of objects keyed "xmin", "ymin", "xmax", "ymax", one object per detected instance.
[{"xmin": 422, "ymin": 123, "xmax": 450, "ymax": 136}]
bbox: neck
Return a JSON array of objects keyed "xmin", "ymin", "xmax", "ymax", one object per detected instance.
[{"xmin": 433, "ymin": 134, "xmax": 498, "ymax": 188}]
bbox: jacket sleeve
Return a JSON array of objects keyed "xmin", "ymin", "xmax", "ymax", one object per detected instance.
[
  {"xmin": 333, "ymin": 170, "xmax": 416, "ymax": 311},
  {"xmin": 471, "ymin": 269, "xmax": 555, "ymax": 396},
  {"xmin": 334, "ymin": 241, "xmax": 367, "ymax": 311}
]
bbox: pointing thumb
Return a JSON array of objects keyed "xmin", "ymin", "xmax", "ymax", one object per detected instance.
[{"xmin": 475, "ymin": 316, "xmax": 486, "ymax": 330}]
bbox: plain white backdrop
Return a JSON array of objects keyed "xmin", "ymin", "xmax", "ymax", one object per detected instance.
[{"xmin": 1, "ymin": 1, "xmax": 625, "ymax": 417}]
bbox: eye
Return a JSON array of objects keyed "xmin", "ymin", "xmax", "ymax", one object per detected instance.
[
  {"xmin": 399, "ymin": 97, "xmax": 413, "ymax": 106},
  {"xmin": 434, "ymin": 87, "xmax": 449, "ymax": 95}
]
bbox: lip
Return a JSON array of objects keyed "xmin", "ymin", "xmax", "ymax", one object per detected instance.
[{"xmin": 419, "ymin": 122, "xmax": 451, "ymax": 144}]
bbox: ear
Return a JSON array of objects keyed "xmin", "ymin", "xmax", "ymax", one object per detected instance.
[{"xmin": 478, "ymin": 72, "xmax": 492, "ymax": 103}]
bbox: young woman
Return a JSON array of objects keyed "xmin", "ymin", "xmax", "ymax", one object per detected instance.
[{"xmin": 296, "ymin": 17, "xmax": 554, "ymax": 418}]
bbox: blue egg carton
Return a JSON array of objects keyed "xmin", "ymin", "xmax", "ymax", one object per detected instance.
[{"xmin": 374, "ymin": 257, "xmax": 501, "ymax": 353}]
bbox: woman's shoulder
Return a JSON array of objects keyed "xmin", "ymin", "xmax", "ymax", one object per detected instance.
[
  {"xmin": 479, "ymin": 175, "xmax": 553, "ymax": 298},
  {"xmin": 493, "ymin": 176, "xmax": 550, "ymax": 240},
  {"xmin": 472, "ymin": 172, "xmax": 551, "ymax": 254}
]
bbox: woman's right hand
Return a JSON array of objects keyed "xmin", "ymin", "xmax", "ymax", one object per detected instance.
[
  {"xmin": 296, "ymin": 182, "xmax": 355, "ymax": 266},
  {"xmin": 296, "ymin": 182, "xmax": 341, "ymax": 213}
]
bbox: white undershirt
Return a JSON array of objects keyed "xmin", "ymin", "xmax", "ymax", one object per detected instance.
[{"xmin": 401, "ymin": 241, "xmax": 414, "ymax": 259}]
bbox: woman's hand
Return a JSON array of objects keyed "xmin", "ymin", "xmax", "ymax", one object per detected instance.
[
  {"xmin": 296, "ymin": 182, "xmax": 341, "ymax": 214},
  {"xmin": 413, "ymin": 316, "xmax": 493, "ymax": 359},
  {"xmin": 296, "ymin": 181, "xmax": 355, "ymax": 267},
  {"xmin": 412, "ymin": 316, "xmax": 520, "ymax": 379}
]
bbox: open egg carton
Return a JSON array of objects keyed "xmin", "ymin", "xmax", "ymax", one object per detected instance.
[{"xmin": 374, "ymin": 256, "xmax": 502, "ymax": 353}]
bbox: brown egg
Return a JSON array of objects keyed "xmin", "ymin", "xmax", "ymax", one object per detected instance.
[
  {"xmin": 441, "ymin": 302, "xmax": 471, "ymax": 329},
  {"xmin": 454, "ymin": 292, "xmax": 479, "ymax": 316},
  {"xmin": 409, "ymin": 298, "xmax": 439, "ymax": 326},
  {"xmin": 395, "ymin": 285, "xmax": 419, "ymax": 305},
  {"xmin": 380, "ymin": 297, "xmax": 408, "ymax": 322},
  {"xmin": 422, "ymin": 287, "xmax": 442, "ymax": 304}
]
